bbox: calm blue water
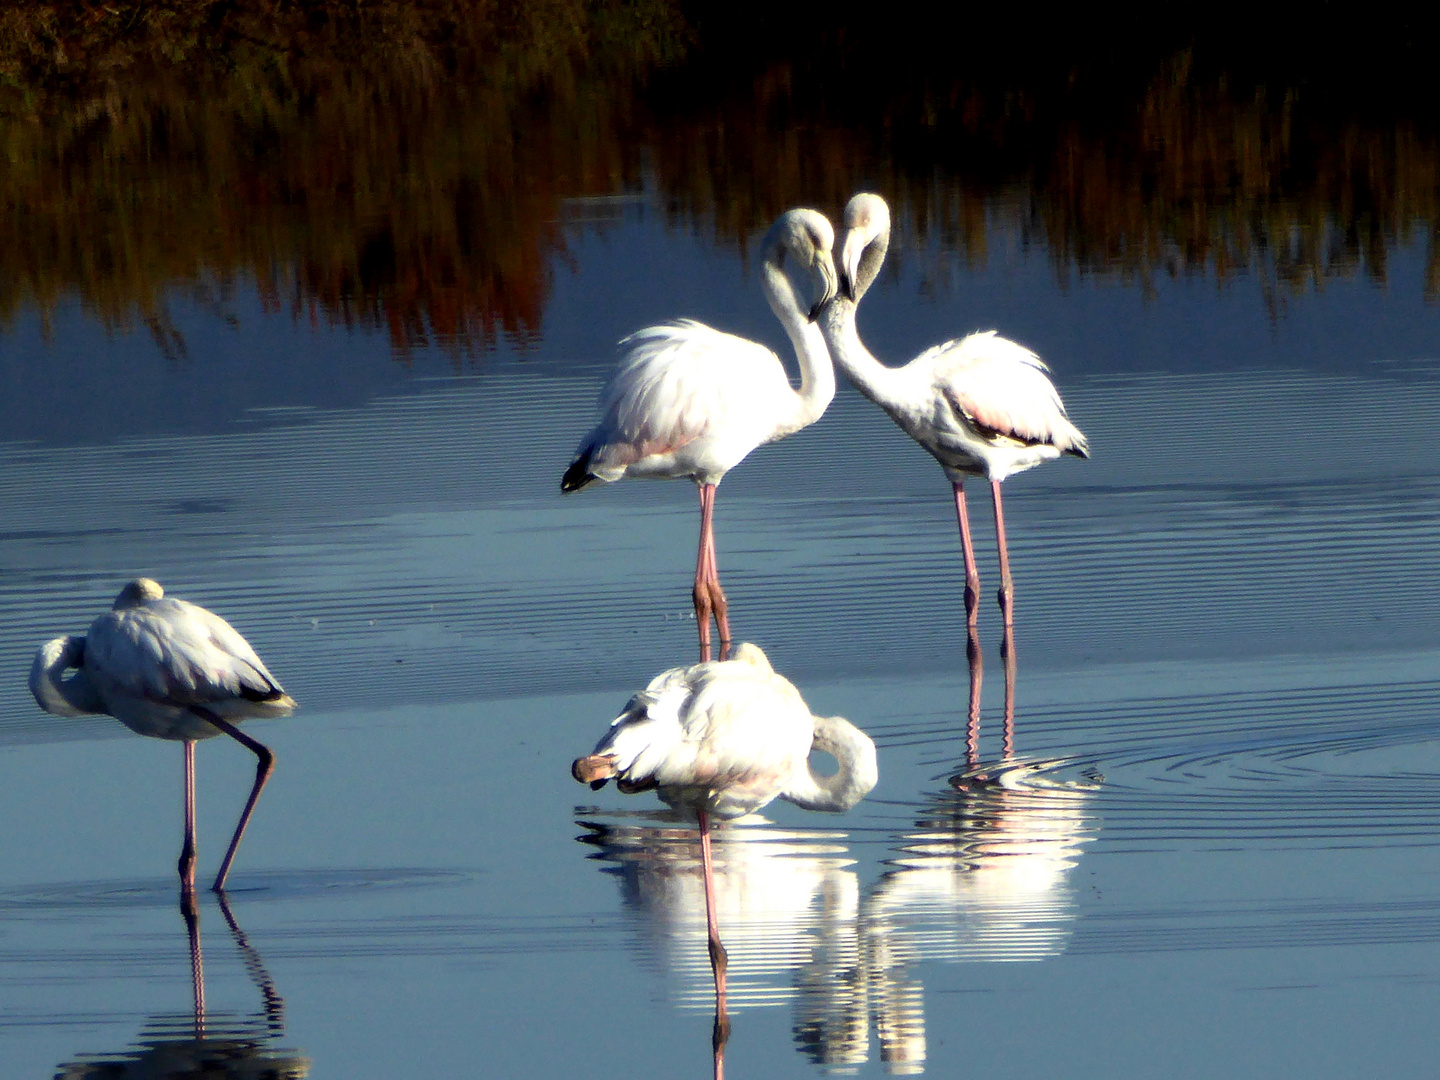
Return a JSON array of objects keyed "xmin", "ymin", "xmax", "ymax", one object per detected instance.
[{"xmin": 3, "ymin": 208, "xmax": 1440, "ymax": 1077}]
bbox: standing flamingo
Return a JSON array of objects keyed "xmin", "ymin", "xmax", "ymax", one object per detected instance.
[
  {"xmin": 29, "ymin": 578, "xmax": 295, "ymax": 894},
  {"xmin": 572, "ymin": 642, "xmax": 877, "ymax": 1078},
  {"xmin": 820, "ymin": 193, "xmax": 1088, "ymax": 628},
  {"xmin": 561, "ymin": 209, "xmax": 838, "ymax": 659}
]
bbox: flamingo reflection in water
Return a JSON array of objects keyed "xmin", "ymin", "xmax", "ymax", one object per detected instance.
[
  {"xmin": 54, "ymin": 892, "xmax": 308, "ymax": 1079},
  {"xmin": 819, "ymin": 192, "xmax": 1088, "ymax": 631},
  {"xmin": 579, "ymin": 816, "xmax": 864, "ymax": 1046},
  {"xmin": 561, "ymin": 209, "xmax": 839, "ymax": 660},
  {"xmin": 578, "ymin": 768, "xmax": 1096, "ymax": 1075},
  {"xmin": 30, "ymin": 579, "xmax": 296, "ymax": 894},
  {"xmin": 850, "ymin": 619, "xmax": 1100, "ymax": 1072},
  {"xmin": 863, "ymin": 764, "xmax": 1100, "ymax": 1072},
  {"xmin": 575, "ymin": 635, "xmax": 1097, "ymax": 1075},
  {"xmin": 572, "ymin": 642, "xmax": 877, "ymax": 1078}
]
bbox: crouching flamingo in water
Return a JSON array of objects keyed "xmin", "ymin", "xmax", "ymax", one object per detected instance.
[
  {"xmin": 572, "ymin": 642, "xmax": 877, "ymax": 1078},
  {"xmin": 561, "ymin": 208, "xmax": 838, "ymax": 660},
  {"xmin": 820, "ymin": 193, "xmax": 1089, "ymax": 629},
  {"xmin": 30, "ymin": 578, "xmax": 295, "ymax": 894}
]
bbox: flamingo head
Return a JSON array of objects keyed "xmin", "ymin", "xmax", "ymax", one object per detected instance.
[
  {"xmin": 839, "ymin": 193, "xmax": 891, "ymax": 302},
  {"xmin": 762, "ymin": 209, "xmax": 838, "ymax": 322}
]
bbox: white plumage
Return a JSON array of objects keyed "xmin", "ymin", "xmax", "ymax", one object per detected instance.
[
  {"xmin": 895, "ymin": 331, "xmax": 1088, "ymax": 482},
  {"xmin": 578, "ymin": 320, "xmax": 814, "ymax": 486},
  {"xmin": 48, "ymin": 582, "xmax": 293, "ymax": 741},
  {"xmin": 577, "ymin": 642, "xmax": 876, "ymax": 820},
  {"xmin": 572, "ymin": 642, "xmax": 877, "ymax": 1033},
  {"xmin": 820, "ymin": 192, "xmax": 1089, "ymax": 628},
  {"xmin": 30, "ymin": 578, "xmax": 294, "ymax": 893},
  {"xmin": 563, "ymin": 209, "xmax": 839, "ymax": 658}
]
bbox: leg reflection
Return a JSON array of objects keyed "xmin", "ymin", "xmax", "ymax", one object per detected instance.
[
  {"xmin": 697, "ymin": 809, "xmax": 730, "ymax": 1080},
  {"xmin": 713, "ymin": 997, "xmax": 730, "ymax": 1080},
  {"xmin": 181, "ymin": 889, "xmax": 205, "ymax": 1035},
  {"xmin": 1001, "ymin": 621, "xmax": 1017, "ymax": 760},
  {"xmin": 217, "ymin": 891, "xmax": 287, "ymax": 1035},
  {"xmin": 965, "ymin": 622, "xmax": 983, "ymax": 769}
]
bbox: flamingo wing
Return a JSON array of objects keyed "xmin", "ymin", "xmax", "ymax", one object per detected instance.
[
  {"xmin": 577, "ymin": 320, "xmax": 794, "ymax": 478},
  {"xmin": 85, "ymin": 598, "xmax": 286, "ymax": 707},
  {"xmin": 666, "ymin": 659, "xmax": 812, "ymax": 796},
  {"xmin": 584, "ymin": 647, "xmax": 812, "ymax": 811},
  {"xmin": 925, "ymin": 331, "xmax": 1088, "ymax": 454}
]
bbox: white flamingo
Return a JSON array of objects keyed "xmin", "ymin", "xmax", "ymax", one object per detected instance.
[
  {"xmin": 561, "ymin": 209, "xmax": 838, "ymax": 659},
  {"xmin": 30, "ymin": 578, "xmax": 295, "ymax": 893},
  {"xmin": 820, "ymin": 193, "xmax": 1088, "ymax": 628},
  {"xmin": 572, "ymin": 642, "xmax": 876, "ymax": 1073}
]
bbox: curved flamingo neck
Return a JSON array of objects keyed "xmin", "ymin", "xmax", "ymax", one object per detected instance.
[
  {"xmin": 760, "ymin": 257, "xmax": 836, "ymax": 438},
  {"xmin": 782, "ymin": 715, "xmax": 878, "ymax": 813},
  {"xmin": 821, "ymin": 296, "xmax": 910, "ymax": 413},
  {"xmin": 29, "ymin": 636, "xmax": 105, "ymax": 717}
]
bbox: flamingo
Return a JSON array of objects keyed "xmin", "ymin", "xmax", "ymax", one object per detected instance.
[
  {"xmin": 820, "ymin": 193, "xmax": 1088, "ymax": 628},
  {"xmin": 572, "ymin": 642, "xmax": 876, "ymax": 1077},
  {"xmin": 561, "ymin": 209, "xmax": 838, "ymax": 659},
  {"xmin": 29, "ymin": 578, "xmax": 295, "ymax": 894}
]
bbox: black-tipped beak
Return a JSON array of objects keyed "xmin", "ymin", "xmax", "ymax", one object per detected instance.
[
  {"xmin": 809, "ymin": 256, "xmax": 837, "ymax": 322},
  {"xmin": 839, "ymin": 270, "xmax": 855, "ymax": 301}
]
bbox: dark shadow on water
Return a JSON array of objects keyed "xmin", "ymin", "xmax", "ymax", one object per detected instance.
[{"xmin": 0, "ymin": 868, "xmax": 470, "ymax": 914}]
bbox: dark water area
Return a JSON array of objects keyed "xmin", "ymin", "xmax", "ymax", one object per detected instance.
[{"xmin": 3, "ymin": 5, "xmax": 1440, "ymax": 1078}]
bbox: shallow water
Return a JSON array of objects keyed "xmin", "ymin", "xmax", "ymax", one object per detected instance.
[
  {"xmin": 6, "ymin": 28, "xmax": 1440, "ymax": 1073},
  {"xmin": 4, "ymin": 210, "xmax": 1439, "ymax": 1077}
]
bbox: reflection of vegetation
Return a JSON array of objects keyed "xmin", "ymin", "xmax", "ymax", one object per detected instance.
[
  {"xmin": 1, "ymin": 0, "xmax": 686, "ymax": 352},
  {"xmin": 3, "ymin": 3, "xmax": 1438, "ymax": 353},
  {"xmin": 659, "ymin": 5, "xmax": 1440, "ymax": 306}
]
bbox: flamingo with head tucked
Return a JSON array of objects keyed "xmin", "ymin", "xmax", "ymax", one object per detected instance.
[
  {"xmin": 820, "ymin": 193, "xmax": 1088, "ymax": 629},
  {"xmin": 30, "ymin": 578, "xmax": 295, "ymax": 894},
  {"xmin": 572, "ymin": 642, "xmax": 877, "ymax": 1077},
  {"xmin": 561, "ymin": 209, "xmax": 838, "ymax": 659}
]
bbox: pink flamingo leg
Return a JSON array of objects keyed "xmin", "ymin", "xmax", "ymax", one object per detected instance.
[
  {"xmin": 192, "ymin": 707, "xmax": 274, "ymax": 893},
  {"xmin": 952, "ymin": 481, "xmax": 982, "ymax": 627},
  {"xmin": 697, "ymin": 809, "xmax": 730, "ymax": 1078},
  {"xmin": 991, "ymin": 479, "xmax": 1015, "ymax": 626},
  {"xmin": 694, "ymin": 485, "xmax": 716, "ymax": 662},
  {"xmin": 179, "ymin": 740, "xmax": 197, "ymax": 894},
  {"xmin": 704, "ymin": 496, "xmax": 731, "ymax": 660}
]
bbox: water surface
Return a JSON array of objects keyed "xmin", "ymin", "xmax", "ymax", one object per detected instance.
[{"xmin": 3, "ymin": 16, "xmax": 1440, "ymax": 1077}]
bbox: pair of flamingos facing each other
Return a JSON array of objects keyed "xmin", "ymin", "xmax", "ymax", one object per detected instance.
[{"xmin": 562, "ymin": 192, "xmax": 1090, "ymax": 660}]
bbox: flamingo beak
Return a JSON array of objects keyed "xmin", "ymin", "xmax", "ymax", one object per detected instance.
[
  {"xmin": 839, "ymin": 229, "xmax": 865, "ymax": 301},
  {"xmin": 809, "ymin": 256, "xmax": 838, "ymax": 322}
]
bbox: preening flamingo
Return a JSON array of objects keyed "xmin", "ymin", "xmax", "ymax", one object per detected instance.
[
  {"xmin": 572, "ymin": 642, "xmax": 876, "ymax": 1076},
  {"xmin": 820, "ymin": 193, "xmax": 1088, "ymax": 628},
  {"xmin": 30, "ymin": 578, "xmax": 295, "ymax": 893},
  {"xmin": 561, "ymin": 209, "xmax": 838, "ymax": 659}
]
